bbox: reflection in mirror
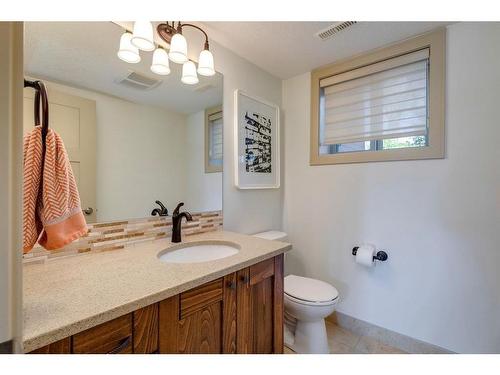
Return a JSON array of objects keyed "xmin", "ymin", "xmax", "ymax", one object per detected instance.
[{"xmin": 23, "ymin": 22, "xmax": 223, "ymax": 224}]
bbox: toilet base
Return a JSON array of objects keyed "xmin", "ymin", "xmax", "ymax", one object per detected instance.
[
  {"xmin": 289, "ymin": 319, "xmax": 329, "ymax": 354},
  {"xmin": 284, "ymin": 324, "xmax": 295, "ymax": 348}
]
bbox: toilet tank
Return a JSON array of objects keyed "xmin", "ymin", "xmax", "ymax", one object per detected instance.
[{"xmin": 253, "ymin": 231, "xmax": 288, "ymax": 241}]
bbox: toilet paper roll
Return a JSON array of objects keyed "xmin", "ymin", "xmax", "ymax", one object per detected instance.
[{"xmin": 355, "ymin": 244, "xmax": 376, "ymax": 267}]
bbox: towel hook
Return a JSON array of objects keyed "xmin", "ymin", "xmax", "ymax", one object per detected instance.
[{"xmin": 24, "ymin": 79, "xmax": 49, "ymax": 147}]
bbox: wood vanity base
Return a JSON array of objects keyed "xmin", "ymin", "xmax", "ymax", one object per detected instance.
[{"xmin": 29, "ymin": 254, "xmax": 284, "ymax": 354}]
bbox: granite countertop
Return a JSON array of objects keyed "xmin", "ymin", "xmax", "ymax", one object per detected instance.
[{"xmin": 23, "ymin": 230, "xmax": 291, "ymax": 352}]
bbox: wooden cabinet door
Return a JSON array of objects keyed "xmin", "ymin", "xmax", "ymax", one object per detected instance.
[
  {"xmin": 159, "ymin": 278, "xmax": 225, "ymax": 353},
  {"xmin": 222, "ymin": 272, "xmax": 237, "ymax": 353},
  {"xmin": 237, "ymin": 254, "xmax": 284, "ymax": 354},
  {"xmin": 133, "ymin": 304, "xmax": 159, "ymax": 354}
]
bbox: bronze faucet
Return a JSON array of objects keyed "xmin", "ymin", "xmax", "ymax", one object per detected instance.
[{"xmin": 171, "ymin": 202, "xmax": 193, "ymax": 243}]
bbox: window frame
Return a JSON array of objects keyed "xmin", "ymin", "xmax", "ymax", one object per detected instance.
[
  {"xmin": 205, "ymin": 105, "xmax": 223, "ymax": 173},
  {"xmin": 310, "ymin": 28, "xmax": 445, "ymax": 165}
]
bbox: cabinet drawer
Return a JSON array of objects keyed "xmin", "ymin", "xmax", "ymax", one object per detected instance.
[
  {"xmin": 29, "ymin": 337, "xmax": 71, "ymax": 354},
  {"xmin": 180, "ymin": 278, "xmax": 223, "ymax": 319},
  {"xmin": 73, "ymin": 314, "xmax": 133, "ymax": 354}
]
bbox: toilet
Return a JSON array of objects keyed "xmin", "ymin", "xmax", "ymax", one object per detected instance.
[{"xmin": 253, "ymin": 231, "xmax": 339, "ymax": 354}]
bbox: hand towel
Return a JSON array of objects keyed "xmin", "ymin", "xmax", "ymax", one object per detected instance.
[{"xmin": 23, "ymin": 126, "xmax": 87, "ymax": 253}]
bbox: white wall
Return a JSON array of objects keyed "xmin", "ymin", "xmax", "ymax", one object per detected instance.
[
  {"xmin": 185, "ymin": 110, "xmax": 222, "ymax": 212},
  {"xmin": 169, "ymin": 27, "xmax": 284, "ymax": 233},
  {"xmin": 28, "ymin": 80, "xmax": 188, "ymax": 222},
  {"xmin": 210, "ymin": 42, "xmax": 283, "ymax": 233},
  {"xmin": 92, "ymin": 96, "xmax": 187, "ymax": 221},
  {"xmin": 282, "ymin": 23, "xmax": 500, "ymax": 353},
  {"xmin": 95, "ymin": 98, "xmax": 187, "ymax": 221}
]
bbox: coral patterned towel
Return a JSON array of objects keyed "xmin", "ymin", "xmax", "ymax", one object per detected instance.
[{"xmin": 23, "ymin": 126, "xmax": 87, "ymax": 253}]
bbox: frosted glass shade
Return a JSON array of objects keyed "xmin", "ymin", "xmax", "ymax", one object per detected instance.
[
  {"xmin": 169, "ymin": 33, "xmax": 188, "ymax": 64},
  {"xmin": 117, "ymin": 32, "xmax": 140, "ymax": 64},
  {"xmin": 197, "ymin": 49, "xmax": 215, "ymax": 76},
  {"xmin": 151, "ymin": 47, "xmax": 171, "ymax": 75},
  {"xmin": 131, "ymin": 21, "xmax": 155, "ymax": 51},
  {"xmin": 181, "ymin": 61, "xmax": 199, "ymax": 85}
]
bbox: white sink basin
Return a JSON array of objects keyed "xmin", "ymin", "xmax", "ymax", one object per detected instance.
[{"xmin": 158, "ymin": 241, "xmax": 240, "ymax": 263}]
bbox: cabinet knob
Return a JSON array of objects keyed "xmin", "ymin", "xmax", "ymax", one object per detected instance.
[
  {"xmin": 239, "ymin": 275, "xmax": 249, "ymax": 284},
  {"xmin": 226, "ymin": 281, "xmax": 236, "ymax": 290}
]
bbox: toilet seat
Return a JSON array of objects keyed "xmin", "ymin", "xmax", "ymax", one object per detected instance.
[
  {"xmin": 284, "ymin": 275, "xmax": 339, "ymax": 306},
  {"xmin": 284, "ymin": 292, "xmax": 338, "ymax": 307}
]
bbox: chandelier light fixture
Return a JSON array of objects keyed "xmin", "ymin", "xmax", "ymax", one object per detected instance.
[
  {"xmin": 117, "ymin": 31, "xmax": 141, "ymax": 64},
  {"xmin": 117, "ymin": 21, "xmax": 215, "ymax": 85}
]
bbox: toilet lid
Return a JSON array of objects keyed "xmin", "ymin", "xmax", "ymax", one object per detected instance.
[
  {"xmin": 253, "ymin": 231, "xmax": 287, "ymax": 241},
  {"xmin": 284, "ymin": 275, "xmax": 338, "ymax": 303}
]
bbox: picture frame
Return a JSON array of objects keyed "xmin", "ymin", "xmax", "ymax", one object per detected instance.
[{"xmin": 233, "ymin": 90, "xmax": 280, "ymax": 189}]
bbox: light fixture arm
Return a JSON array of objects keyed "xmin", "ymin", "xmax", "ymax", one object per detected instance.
[{"xmin": 177, "ymin": 23, "xmax": 210, "ymax": 50}]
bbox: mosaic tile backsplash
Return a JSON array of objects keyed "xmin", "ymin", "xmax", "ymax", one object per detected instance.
[{"xmin": 23, "ymin": 210, "xmax": 223, "ymax": 263}]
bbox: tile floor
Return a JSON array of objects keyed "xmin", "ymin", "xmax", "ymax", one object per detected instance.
[{"xmin": 284, "ymin": 320, "xmax": 406, "ymax": 354}]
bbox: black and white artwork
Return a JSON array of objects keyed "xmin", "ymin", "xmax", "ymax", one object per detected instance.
[
  {"xmin": 244, "ymin": 112, "xmax": 272, "ymax": 173},
  {"xmin": 234, "ymin": 90, "xmax": 280, "ymax": 189}
]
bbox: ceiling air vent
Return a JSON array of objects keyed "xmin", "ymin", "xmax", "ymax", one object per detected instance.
[
  {"xmin": 116, "ymin": 71, "xmax": 162, "ymax": 90},
  {"xmin": 315, "ymin": 21, "xmax": 357, "ymax": 41}
]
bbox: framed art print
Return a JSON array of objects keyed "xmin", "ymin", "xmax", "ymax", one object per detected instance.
[{"xmin": 234, "ymin": 90, "xmax": 280, "ymax": 189}]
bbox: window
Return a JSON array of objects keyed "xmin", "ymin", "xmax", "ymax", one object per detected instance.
[
  {"xmin": 205, "ymin": 105, "xmax": 223, "ymax": 173},
  {"xmin": 311, "ymin": 29, "xmax": 445, "ymax": 165}
]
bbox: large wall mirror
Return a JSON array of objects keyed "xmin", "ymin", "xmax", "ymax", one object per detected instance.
[{"xmin": 23, "ymin": 22, "xmax": 223, "ymax": 224}]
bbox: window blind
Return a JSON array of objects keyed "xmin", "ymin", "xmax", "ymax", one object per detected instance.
[
  {"xmin": 319, "ymin": 49, "xmax": 429, "ymax": 145},
  {"xmin": 209, "ymin": 115, "xmax": 223, "ymax": 162}
]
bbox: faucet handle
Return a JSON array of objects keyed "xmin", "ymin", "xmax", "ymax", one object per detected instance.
[
  {"xmin": 156, "ymin": 200, "xmax": 168, "ymax": 215},
  {"xmin": 152, "ymin": 200, "xmax": 168, "ymax": 216},
  {"xmin": 173, "ymin": 202, "xmax": 184, "ymax": 216}
]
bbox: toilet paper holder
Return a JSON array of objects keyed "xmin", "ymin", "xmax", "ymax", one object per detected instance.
[{"xmin": 352, "ymin": 247, "xmax": 388, "ymax": 262}]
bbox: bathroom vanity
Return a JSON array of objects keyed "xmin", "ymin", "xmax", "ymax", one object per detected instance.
[{"xmin": 23, "ymin": 231, "xmax": 291, "ymax": 354}]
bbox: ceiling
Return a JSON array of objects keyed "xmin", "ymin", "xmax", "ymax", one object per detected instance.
[
  {"xmin": 24, "ymin": 22, "xmax": 223, "ymax": 114},
  {"xmin": 201, "ymin": 21, "xmax": 450, "ymax": 79}
]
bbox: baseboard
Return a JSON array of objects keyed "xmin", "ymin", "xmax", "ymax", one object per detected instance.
[{"xmin": 327, "ymin": 312, "xmax": 453, "ymax": 354}]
